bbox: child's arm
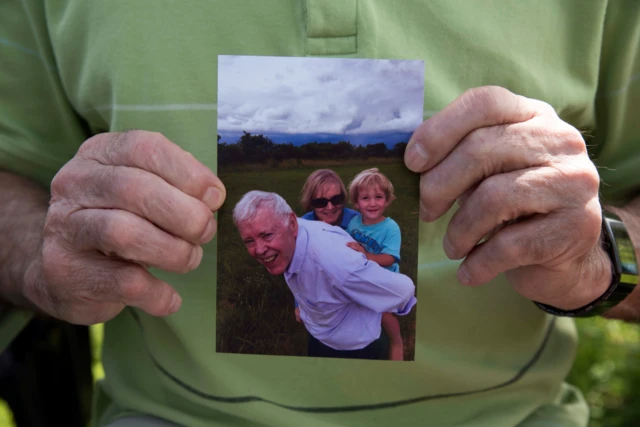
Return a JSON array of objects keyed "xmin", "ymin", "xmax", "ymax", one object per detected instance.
[
  {"xmin": 346, "ymin": 242, "xmax": 395, "ymax": 266},
  {"xmin": 366, "ymin": 252, "xmax": 396, "ymax": 266}
]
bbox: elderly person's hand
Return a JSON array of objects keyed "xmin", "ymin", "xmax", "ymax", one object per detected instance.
[
  {"xmin": 405, "ymin": 86, "xmax": 610, "ymax": 310},
  {"xmin": 24, "ymin": 130, "xmax": 226, "ymax": 324}
]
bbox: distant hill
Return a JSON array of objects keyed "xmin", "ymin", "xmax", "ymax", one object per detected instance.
[{"xmin": 217, "ymin": 131, "xmax": 413, "ymax": 149}]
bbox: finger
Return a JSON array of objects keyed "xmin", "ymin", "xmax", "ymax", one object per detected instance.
[
  {"xmin": 419, "ymin": 116, "xmax": 587, "ymax": 219},
  {"xmin": 443, "ymin": 164, "xmax": 600, "ymax": 260},
  {"xmin": 40, "ymin": 243, "xmax": 181, "ymax": 323},
  {"xmin": 109, "ymin": 260, "xmax": 182, "ymax": 317},
  {"xmin": 65, "ymin": 208, "xmax": 204, "ymax": 274},
  {"xmin": 456, "ymin": 200, "xmax": 601, "ymax": 287},
  {"xmin": 74, "ymin": 254, "xmax": 182, "ymax": 317},
  {"xmin": 53, "ymin": 160, "xmax": 216, "ymax": 244},
  {"xmin": 405, "ymin": 86, "xmax": 554, "ymax": 172},
  {"xmin": 78, "ymin": 130, "xmax": 226, "ymax": 211}
]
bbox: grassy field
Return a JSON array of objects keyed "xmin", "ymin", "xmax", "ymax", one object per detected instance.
[
  {"xmin": 216, "ymin": 159, "xmax": 420, "ymax": 359},
  {"xmin": 567, "ymin": 318, "xmax": 640, "ymax": 427}
]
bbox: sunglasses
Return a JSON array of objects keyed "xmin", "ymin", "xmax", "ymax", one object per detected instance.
[{"xmin": 310, "ymin": 193, "xmax": 345, "ymax": 209}]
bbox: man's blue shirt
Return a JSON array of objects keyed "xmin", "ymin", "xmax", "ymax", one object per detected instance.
[
  {"xmin": 285, "ymin": 219, "xmax": 416, "ymax": 351},
  {"xmin": 295, "ymin": 208, "xmax": 361, "ymax": 309}
]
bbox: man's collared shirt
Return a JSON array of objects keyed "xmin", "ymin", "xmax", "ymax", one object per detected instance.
[{"xmin": 285, "ymin": 219, "xmax": 416, "ymax": 350}]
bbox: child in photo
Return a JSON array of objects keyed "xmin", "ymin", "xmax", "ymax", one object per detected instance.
[{"xmin": 346, "ymin": 168, "xmax": 404, "ymax": 360}]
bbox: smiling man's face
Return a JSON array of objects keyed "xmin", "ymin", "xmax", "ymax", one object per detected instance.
[{"xmin": 237, "ymin": 208, "xmax": 298, "ymax": 275}]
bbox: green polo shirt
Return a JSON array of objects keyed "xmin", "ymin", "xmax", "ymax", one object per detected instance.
[{"xmin": 1, "ymin": 1, "xmax": 639, "ymax": 426}]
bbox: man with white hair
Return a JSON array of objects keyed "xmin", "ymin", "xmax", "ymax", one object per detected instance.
[{"xmin": 233, "ymin": 190, "xmax": 417, "ymax": 360}]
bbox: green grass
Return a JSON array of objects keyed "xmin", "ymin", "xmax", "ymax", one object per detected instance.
[
  {"xmin": 216, "ymin": 159, "xmax": 420, "ymax": 359},
  {"xmin": 90, "ymin": 324, "xmax": 105, "ymax": 382},
  {"xmin": 568, "ymin": 318, "xmax": 640, "ymax": 427}
]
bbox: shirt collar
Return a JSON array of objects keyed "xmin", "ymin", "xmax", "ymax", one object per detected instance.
[{"xmin": 286, "ymin": 219, "xmax": 308, "ymax": 276}]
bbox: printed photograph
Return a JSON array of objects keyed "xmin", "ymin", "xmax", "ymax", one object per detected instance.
[{"xmin": 216, "ymin": 55, "xmax": 424, "ymax": 361}]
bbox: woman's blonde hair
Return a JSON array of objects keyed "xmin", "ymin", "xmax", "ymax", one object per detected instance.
[
  {"xmin": 300, "ymin": 169, "xmax": 347, "ymax": 212},
  {"xmin": 347, "ymin": 168, "xmax": 396, "ymax": 205}
]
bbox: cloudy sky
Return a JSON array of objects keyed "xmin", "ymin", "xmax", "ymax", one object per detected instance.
[{"xmin": 217, "ymin": 56, "xmax": 424, "ymax": 137}]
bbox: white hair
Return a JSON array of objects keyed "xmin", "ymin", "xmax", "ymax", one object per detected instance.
[{"xmin": 233, "ymin": 191, "xmax": 293, "ymax": 226}]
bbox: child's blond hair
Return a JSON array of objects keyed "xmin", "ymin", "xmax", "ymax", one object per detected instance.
[{"xmin": 348, "ymin": 168, "xmax": 396, "ymax": 206}]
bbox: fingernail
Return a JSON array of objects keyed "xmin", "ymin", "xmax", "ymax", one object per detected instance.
[
  {"xmin": 405, "ymin": 140, "xmax": 428, "ymax": 171},
  {"xmin": 169, "ymin": 293, "xmax": 182, "ymax": 314},
  {"xmin": 203, "ymin": 187, "xmax": 224, "ymax": 211},
  {"xmin": 189, "ymin": 245, "xmax": 204, "ymax": 269},
  {"xmin": 458, "ymin": 265, "xmax": 471, "ymax": 285},
  {"xmin": 200, "ymin": 219, "xmax": 216, "ymax": 243}
]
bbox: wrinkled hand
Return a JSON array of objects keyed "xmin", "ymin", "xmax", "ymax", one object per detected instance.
[
  {"xmin": 24, "ymin": 130, "xmax": 226, "ymax": 324},
  {"xmin": 346, "ymin": 241, "xmax": 366, "ymax": 254},
  {"xmin": 404, "ymin": 86, "xmax": 610, "ymax": 310}
]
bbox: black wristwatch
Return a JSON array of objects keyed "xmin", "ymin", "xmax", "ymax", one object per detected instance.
[{"xmin": 534, "ymin": 211, "xmax": 639, "ymax": 317}]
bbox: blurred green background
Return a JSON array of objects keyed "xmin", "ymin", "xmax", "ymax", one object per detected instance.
[
  {"xmin": 1, "ymin": 319, "xmax": 638, "ymax": 426},
  {"xmin": 567, "ymin": 318, "xmax": 640, "ymax": 427}
]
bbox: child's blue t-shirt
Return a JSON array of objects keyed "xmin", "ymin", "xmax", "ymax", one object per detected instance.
[{"xmin": 347, "ymin": 216, "xmax": 401, "ymax": 273}]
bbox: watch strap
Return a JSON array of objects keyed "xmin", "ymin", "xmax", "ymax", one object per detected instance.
[{"xmin": 534, "ymin": 211, "xmax": 639, "ymax": 317}]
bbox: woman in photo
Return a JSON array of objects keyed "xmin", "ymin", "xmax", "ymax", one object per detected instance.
[{"xmin": 300, "ymin": 169, "xmax": 359, "ymax": 229}]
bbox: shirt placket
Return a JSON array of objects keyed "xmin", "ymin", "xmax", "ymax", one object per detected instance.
[{"xmin": 304, "ymin": 0, "xmax": 358, "ymax": 56}]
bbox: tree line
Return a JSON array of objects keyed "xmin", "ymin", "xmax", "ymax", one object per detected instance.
[{"xmin": 218, "ymin": 132, "xmax": 408, "ymax": 165}]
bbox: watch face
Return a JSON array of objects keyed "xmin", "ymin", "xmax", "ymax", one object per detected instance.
[{"xmin": 608, "ymin": 217, "xmax": 639, "ymax": 284}]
